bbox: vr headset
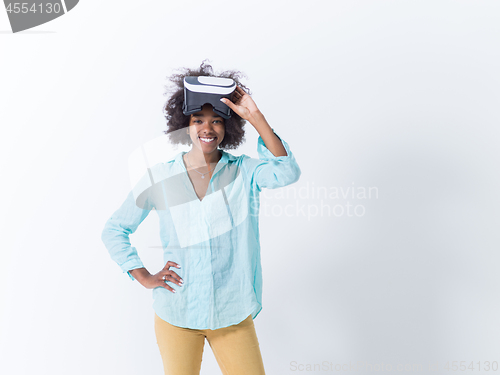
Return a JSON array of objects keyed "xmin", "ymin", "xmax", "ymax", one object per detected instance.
[{"xmin": 182, "ymin": 76, "xmax": 236, "ymax": 119}]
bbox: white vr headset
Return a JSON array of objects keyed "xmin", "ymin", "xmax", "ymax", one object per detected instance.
[{"xmin": 182, "ymin": 76, "xmax": 237, "ymax": 119}]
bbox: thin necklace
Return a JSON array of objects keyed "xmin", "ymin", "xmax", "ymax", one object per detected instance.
[{"xmin": 185, "ymin": 152, "xmax": 213, "ymax": 179}]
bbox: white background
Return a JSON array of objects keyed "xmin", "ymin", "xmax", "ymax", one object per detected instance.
[{"xmin": 1, "ymin": 1, "xmax": 499, "ymax": 374}]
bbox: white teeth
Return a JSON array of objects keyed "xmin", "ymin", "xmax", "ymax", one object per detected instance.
[{"xmin": 200, "ymin": 137, "xmax": 215, "ymax": 143}]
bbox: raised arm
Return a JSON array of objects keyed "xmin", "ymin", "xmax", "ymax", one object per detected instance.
[
  {"xmin": 221, "ymin": 86, "xmax": 287, "ymax": 157},
  {"xmin": 222, "ymin": 86, "xmax": 301, "ymax": 191}
]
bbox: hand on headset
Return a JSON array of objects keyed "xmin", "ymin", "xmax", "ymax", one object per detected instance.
[{"xmin": 221, "ymin": 86, "xmax": 260, "ymax": 122}]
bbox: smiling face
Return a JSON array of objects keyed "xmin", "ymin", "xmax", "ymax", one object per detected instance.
[{"xmin": 187, "ymin": 104, "xmax": 225, "ymax": 153}]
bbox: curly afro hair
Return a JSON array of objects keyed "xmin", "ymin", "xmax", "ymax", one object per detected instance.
[{"xmin": 163, "ymin": 59, "xmax": 251, "ymax": 150}]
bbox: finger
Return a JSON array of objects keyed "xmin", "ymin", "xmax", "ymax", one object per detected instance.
[
  {"xmin": 163, "ymin": 277, "xmax": 182, "ymax": 290},
  {"xmin": 163, "ymin": 261, "xmax": 181, "ymax": 270},
  {"xmin": 162, "ymin": 272, "xmax": 184, "ymax": 286},
  {"xmin": 221, "ymin": 97, "xmax": 237, "ymax": 111},
  {"xmin": 159, "ymin": 281, "xmax": 177, "ymax": 293},
  {"xmin": 163, "ymin": 277, "xmax": 183, "ymax": 289},
  {"xmin": 168, "ymin": 271, "xmax": 183, "ymax": 281},
  {"xmin": 238, "ymin": 87, "xmax": 249, "ymax": 97}
]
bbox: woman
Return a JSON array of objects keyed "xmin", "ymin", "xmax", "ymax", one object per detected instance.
[{"xmin": 101, "ymin": 61, "xmax": 301, "ymax": 374}]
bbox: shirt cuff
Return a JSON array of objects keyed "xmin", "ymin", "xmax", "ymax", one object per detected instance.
[
  {"xmin": 120, "ymin": 258, "xmax": 145, "ymax": 281},
  {"xmin": 256, "ymin": 128, "xmax": 293, "ymax": 161}
]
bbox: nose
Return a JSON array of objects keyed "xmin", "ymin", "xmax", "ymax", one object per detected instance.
[{"xmin": 200, "ymin": 120, "xmax": 214, "ymax": 130}]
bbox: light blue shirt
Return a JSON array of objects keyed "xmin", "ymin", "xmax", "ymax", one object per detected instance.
[{"xmin": 101, "ymin": 130, "xmax": 301, "ymax": 329}]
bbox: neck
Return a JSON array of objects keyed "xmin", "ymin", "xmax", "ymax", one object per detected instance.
[{"xmin": 186, "ymin": 147, "xmax": 221, "ymax": 167}]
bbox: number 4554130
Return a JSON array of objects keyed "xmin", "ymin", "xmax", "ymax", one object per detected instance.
[
  {"xmin": 6, "ymin": 2, "xmax": 62, "ymax": 14},
  {"xmin": 444, "ymin": 361, "xmax": 498, "ymax": 371}
]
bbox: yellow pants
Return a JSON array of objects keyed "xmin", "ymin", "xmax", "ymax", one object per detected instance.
[{"xmin": 154, "ymin": 313, "xmax": 266, "ymax": 375}]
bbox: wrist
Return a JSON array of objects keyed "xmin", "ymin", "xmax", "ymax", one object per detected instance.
[
  {"xmin": 248, "ymin": 110, "xmax": 267, "ymax": 127},
  {"xmin": 129, "ymin": 267, "xmax": 151, "ymax": 282}
]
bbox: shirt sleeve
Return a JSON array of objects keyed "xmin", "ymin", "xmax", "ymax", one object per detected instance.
[
  {"xmin": 242, "ymin": 129, "xmax": 301, "ymax": 192},
  {"xmin": 101, "ymin": 188, "xmax": 154, "ymax": 281}
]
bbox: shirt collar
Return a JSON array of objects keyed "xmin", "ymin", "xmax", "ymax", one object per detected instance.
[{"xmin": 174, "ymin": 149, "xmax": 237, "ymax": 171}]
